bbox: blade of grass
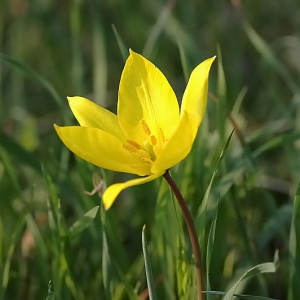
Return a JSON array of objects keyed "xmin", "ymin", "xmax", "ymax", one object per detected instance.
[
  {"xmin": 112, "ymin": 24, "xmax": 128, "ymax": 62},
  {"xmin": 154, "ymin": 179, "xmax": 178, "ymax": 299},
  {"xmin": 142, "ymin": 225, "xmax": 157, "ymax": 300},
  {"xmin": 223, "ymin": 262, "xmax": 277, "ymax": 300},
  {"xmin": 243, "ymin": 21, "xmax": 298, "ymax": 94},
  {"xmin": 101, "ymin": 206, "xmax": 115, "ymax": 300},
  {"xmin": 69, "ymin": 206, "xmax": 99, "ymax": 240},
  {"xmin": 1, "ymin": 215, "xmax": 26, "ymax": 300},
  {"xmin": 142, "ymin": 0, "xmax": 176, "ymax": 57},
  {"xmin": 0, "ymin": 146, "xmax": 22, "ymax": 195},
  {"xmin": 205, "ymin": 199, "xmax": 219, "ymax": 297},
  {"xmin": 0, "ymin": 53, "xmax": 63, "ymax": 109},
  {"xmin": 252, "ymin": 131, "xmax": 300, "ymax": 159},
  {"xmin": 203, "ymin": 290, "xmax": 277, "ymax": 299},
  {"xmin": 89, "ymin": 0, "xmax": 107, "ymax": 107},
  {"xmin": 177, "ymin": 37, "xmax": 189, "ymax": 83},
  {"xmin": 197, "ymin": 129, "xmax": 235, "ymax": 244},
  {"xmin": 288, "ymin": 182, "xmax": 300, "ymax": 300},
  {"xmin": 217, "ymin": 45, "xmax": 227, "ymax": 144},
  {"xmin": 45, "ymin": 280, "xmax": 56, "ymax": 300},
  {"xmin": 70, "ymin": 0, "xmax": 84, "ymax": 95}
]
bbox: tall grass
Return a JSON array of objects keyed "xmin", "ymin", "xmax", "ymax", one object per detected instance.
[{"xmin": 1, "ymin": 0, "xmax": 299, "ymax": 299}]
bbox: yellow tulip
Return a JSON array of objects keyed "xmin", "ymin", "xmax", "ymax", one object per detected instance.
[{"xmin": 55, "ymin": 50, "xmax": 215, "ymax": 209}]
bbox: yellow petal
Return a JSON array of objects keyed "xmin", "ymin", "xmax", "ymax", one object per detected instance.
[
  {"xmin": 151, "ymin": 57, "xmax": 215, "ymax": 173},
  {"xmin": 68, "ymin": 96, "xmax": 127, "ymax": 142},
  {"xmin": 151, "ymin": 112, "xmax": 198, "ymax": 173},
  {"xmin": 102, "ymin": 172, "xmax": 164, "ymax": 209},
  {"xmin": 118, "ymin": 50, "xmax": 179, "ymax": 146},
  {"xmin": 181, "ymin": 56, "xmax": 216, "ymax": 122},
  {"xmin": 54, "ymin": 125, "xmax": 151, "ymax": 176}
]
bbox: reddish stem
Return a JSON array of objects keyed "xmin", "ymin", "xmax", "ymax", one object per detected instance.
[{"xmin": 163, "ymin": 170, "xmax": 204, "ymax": 300}]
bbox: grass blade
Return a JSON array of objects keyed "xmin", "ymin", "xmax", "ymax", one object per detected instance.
[
  {"xmin": 112, "ymin": 24, "xmax": 128, "ymax": 62},
  {"xmin": 288, "ymin": 182, "xmax": 300, "ymax": 300},
  {"xmin": 69, "ymin": 206, "xmax": 100, "ymax": 240},
  {"xmin": 142, "ymin": 225, "xmax": 157, "ymax": 300},
  {"xmin": 205, "ymin": 200, "xmax": 219, "ymax": 296},
  {"xmin": 0, "ymin": 53, "xmax": 63, "ymax": 108},
  {"xmin": 223, "ymin": 262, "xmax": 277, "ymax": 300},
  {"xmin": 243, "ymin": 21, "xmax": 298, "ymax": 94},
  {"xmin": 197, "ymin": 129, "xmax": 235, "ymax": 244}
]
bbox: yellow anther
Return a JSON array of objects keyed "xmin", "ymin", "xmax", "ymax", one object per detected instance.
[
  {"xmin": 127, "ymin": 139, "xmax": 142, "ymax": 150},
  {"xmin": 150, "ymin": 135, "xmax": 157, "ymax": 146},
  {"xmin": 141, "ymin": 157, "xmax": 153, "ymax": 164},
  {"xmin": 123, "ymin": 144, "xmax": 138, "ymax": 153},
  {"xmin": 158, "ymin": 127, "xmax": 167, "ymax": 143},
  {"xmin": 141, "ymin": 120, "xmax": 151, "ymax": 136}
]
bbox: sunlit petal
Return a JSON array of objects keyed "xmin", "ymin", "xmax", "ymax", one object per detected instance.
[
  {"xmin": 54, "ymin": 125, "xmax": 151, "ymax": 176},
  {"xmin": 118, "ymin": 50, "xmax": 179, "ymax": 145},
  {"xmin": 181, "ymin": 57, "xmax": 216, "ymax": 123},
  {"xmin": 68, "ymin": 96, "xmax": 127, "ymax": 142},
  {"xmin": 102, "ymin": 172, "xmax": 164, "ymax": 209},
  {"xmin": 151, "ymin": 112, "xmax": 198, "ymax": 173}
]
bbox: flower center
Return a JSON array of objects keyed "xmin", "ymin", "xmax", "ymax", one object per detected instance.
[{"xmin": 123, "ymin": 119, "xmax": 167, "ymax": 166}]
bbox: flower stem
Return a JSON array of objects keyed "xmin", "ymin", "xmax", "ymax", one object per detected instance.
[{"xmin": 163, "ymin": 170, "xmax": 205, "ymax": 300}]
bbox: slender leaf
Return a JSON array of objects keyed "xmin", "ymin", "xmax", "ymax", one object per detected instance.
[
  {"xmin": 223, "ymin": 262, "xmax": 277, "ymax": 300},
  {"xmin": 142, "ymin": 225, "xmax": 157, "ymax": 300},
  {"xmin": 206, "ymin": 200, "xmax": 219, "ymax": 296},
  {"xmin": 0, "ymin": 53, "xmax": 63, "ymax": 108},
  {"xmin": 288, "ymin": 182, "xmax": 300, "ymax": 300},
  {"xmin": 69, "ymin": 206, "xmax": 100, "ymax": 240},
  {"xmin": 112, "ymin": 24, "xmax": 128, "ymax": 62}
]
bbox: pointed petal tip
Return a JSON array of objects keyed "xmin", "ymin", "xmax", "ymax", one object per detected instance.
[
  {"xmin": 67, "ymin": 96, "xmax": 83, "ymax": 103},
  {"xmin": 202, "ymin": 55, "xmax": 216, "ymax": 68},
  {"xmin": 129, "ymin": 48, "xmax": 136, "ymax": 55},
  {"xmin": 102, "ymin": 173, "xmax": 164, "ymax": 210},
  {"xmin": 53, "ymin": 123, "xmax": 59, "ymax": 130}
]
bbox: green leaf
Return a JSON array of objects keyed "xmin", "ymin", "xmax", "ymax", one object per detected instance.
[
  {"xmin": 206, "ymin": 200, "xmax": 219, "ymax": 296},
  {"xmin": 142, "ymin": 225, "xmax": 157, "ymax": 300},
  {"xmin": 243, "ymin": 21, "xmax": 298, "ymax": 94},
  {"xmin": 288, "ymin": 182, "xmax": 300, "ymax": 299},
  {"xmin": 1, "ymin": 215, "xmax": 27, "ymax": 297},
  {"xmin": 253, "ymin": 132, "xmax": 300, "ymax": 159},
  {"xmin": 197, "ymin": 129, "xmax": 235, "ymax": 244},
  {"xmin": 112, "ymin": 24, "xmax": 128, "ymax": 62},
  {"xmin": 45, "ymin": 281, "xmax": 56, "ymax": 300},
  {"xmin": 223, "ymin": 262, "xmax": 277, "ymax": 300},
  {"xmin": 0, "ymin": 132, "xmax": 41, "ymax": 172},
  {"xmin": 0, "ymin": 53, "xmax": 63, "ymax": 108},
  {"xmin": 69, "ymin": 206, "xmax": 100, "ymax": 240},
  {"xmin": 203, "ymin": 290, "xmax": 277, "ymax": 299}
]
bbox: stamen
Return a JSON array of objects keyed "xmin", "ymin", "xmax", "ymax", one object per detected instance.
[
  {"xmin": 123, "ymin": 144, "xmax": 138, "ymax": 153},
  {"xmin": 141, "ymin": 120, "xmax": 151, "ymax": 135},
  {"xmin": 158, "ymin": 127, "xmax": 167, "ymax": 143},
  {"xmin": 141, "ymin": 157, "xmax": 153, "ymax": 164},
  {"xmin": 150, "ymin": 135, "xmax": 157, "ymax": 146},
  {"xmin": 127, "ymin": 139, "xmax": 142, "ymax": 150}
]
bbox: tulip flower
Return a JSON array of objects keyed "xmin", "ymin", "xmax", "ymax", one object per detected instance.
[{"xmin": 55, "ymin": 50, "xmax": 215, "ymax": 210}]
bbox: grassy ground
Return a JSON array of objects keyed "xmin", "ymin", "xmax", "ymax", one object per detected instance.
[{"xmin": 1, "ymin": 0, "xmax": 300, "ymax": 299}]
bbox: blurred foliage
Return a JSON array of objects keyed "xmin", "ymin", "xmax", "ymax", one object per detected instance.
[{"xmin": 1, "ymin": 0, "xmax": 300, "ymax": 299}]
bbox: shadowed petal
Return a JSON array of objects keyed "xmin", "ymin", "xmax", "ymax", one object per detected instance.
[
  {"xmin": 68, "ymin": 96, "xmax": 127, "ymax": 142},
  {"xmin": 102, "ymin": 172, "xmax": 164, "ymax": 209},
  {"xmin": 54, "ymin": 125, "xmax": 151, "ymax": 176},
  {"xmin": 118, "ymin": 50, "xmax": 179, "ymax": 145}
]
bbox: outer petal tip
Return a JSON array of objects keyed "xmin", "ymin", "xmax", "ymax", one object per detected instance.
[
  {"xmin": 53, "ymin": 123, "xmax": 60, "ymax": 131},
  {"xmin": 102, "ymin": 173, "xmax": 164, "ymax": 210}
]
